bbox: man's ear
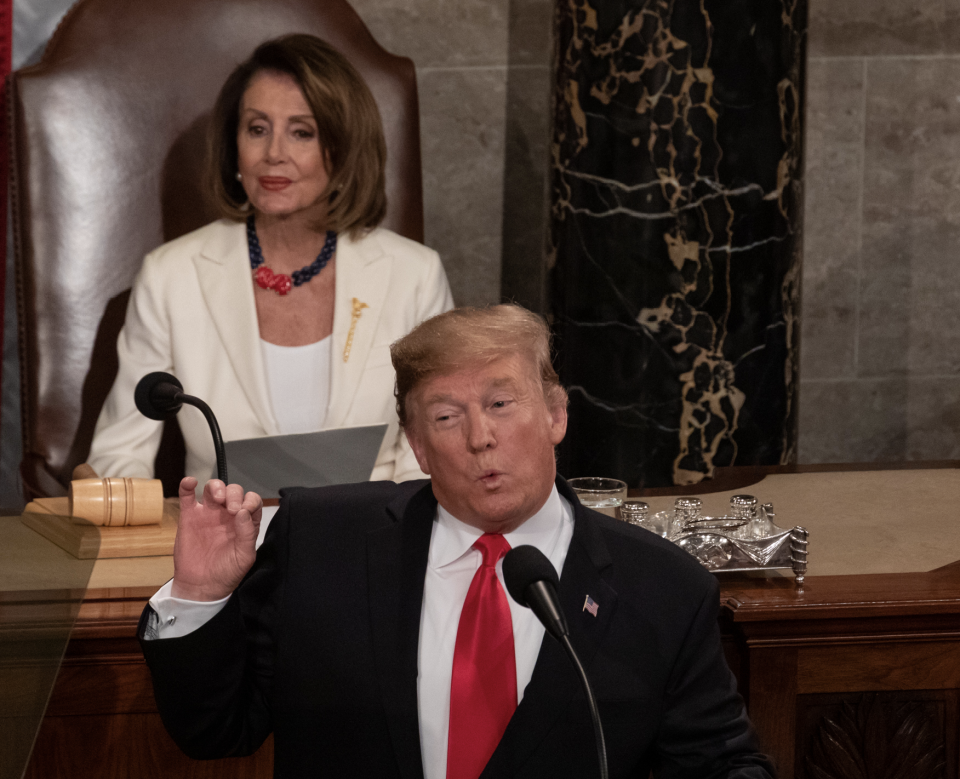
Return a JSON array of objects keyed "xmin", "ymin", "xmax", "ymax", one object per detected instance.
[
  {"xmin": 548, "ymin": 400, "xmax": 568, "ymax": 447},
  {"xmin": 403, "ymin": 422, "xmax": 432, "ymax": 475}
]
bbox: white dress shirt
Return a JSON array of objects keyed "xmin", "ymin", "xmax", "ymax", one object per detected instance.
[
  {"xmin": 418, "ymin": 485, "xmax": 574, "ymax": 779},
  {"xmin": 147, "ymin": 485, "xmax": 575, "ymax": 779}
]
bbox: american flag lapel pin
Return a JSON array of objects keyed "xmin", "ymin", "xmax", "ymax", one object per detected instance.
[{"xmin": 583, "ymin": 595, "xmax": 599, "ymax": 617}]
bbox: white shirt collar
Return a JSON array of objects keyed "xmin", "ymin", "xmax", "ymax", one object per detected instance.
[{"xmin": 430, "ymin": 484, "xmax": 567, "ymax": 571}]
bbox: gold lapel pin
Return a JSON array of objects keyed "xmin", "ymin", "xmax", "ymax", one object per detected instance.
[{"xmin": 343, "ymin": 298, "xmax": 370, "ymax": 362}]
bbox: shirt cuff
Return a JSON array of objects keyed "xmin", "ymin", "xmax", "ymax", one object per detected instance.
[{"xmin": 144, "ymin": 579, "xmax": 231, "ymax": 640}]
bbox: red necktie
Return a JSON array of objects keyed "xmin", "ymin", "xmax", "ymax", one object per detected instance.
[{"xmin": 447, "ymin": 533, "xmax": 517, "ymax": 779}]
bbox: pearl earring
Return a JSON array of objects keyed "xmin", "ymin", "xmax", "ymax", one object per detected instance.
[{"xmin": 235, "ymin": 171, "xmax": 243, "ymax": 181}]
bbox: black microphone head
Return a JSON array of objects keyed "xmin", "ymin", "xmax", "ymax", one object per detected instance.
[
  {"xmin": 503, "ymin": 545, "xmax": 560, "ymax": 608},
  {"xmin": 134, "ymin": 372, "xmax": 184, "ymax": 420}
]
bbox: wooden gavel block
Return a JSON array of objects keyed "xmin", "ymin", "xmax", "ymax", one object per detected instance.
[{"xmin": 68, "ymin": 464, "xmax": 164, "ymax": 527}]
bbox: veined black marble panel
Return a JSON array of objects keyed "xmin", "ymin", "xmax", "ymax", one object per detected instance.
[{"xmin": 550, "ymin": 0, "xmax": 805, "ymax": 486}]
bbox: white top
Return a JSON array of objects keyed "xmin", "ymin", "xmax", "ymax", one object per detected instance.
[
  {"xmin": 147, "ymin": 485, "xmax": 575, "ymax": 779},
  {"xmin": 259, "ymin": 336, "xmax": 331, "ymax": 434}
]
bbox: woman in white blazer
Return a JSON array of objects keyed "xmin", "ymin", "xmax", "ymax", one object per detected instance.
[{"xmin": 89, "ymin": 35, "xmax": 453, "ymax": 485}]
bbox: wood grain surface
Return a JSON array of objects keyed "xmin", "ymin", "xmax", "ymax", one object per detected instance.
[{"xmin": 21, "ymin": 497, "xmax": 178, "ymax": 559}]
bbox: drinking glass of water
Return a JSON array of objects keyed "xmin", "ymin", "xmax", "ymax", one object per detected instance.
[{"xmin": 569, "ymin": 477, "xmax": 628, "ymax": 518}]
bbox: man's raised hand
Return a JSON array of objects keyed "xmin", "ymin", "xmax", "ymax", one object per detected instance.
[{"xmin": 171, "ymin": 477, "xmax": 263, "ymax": 602}]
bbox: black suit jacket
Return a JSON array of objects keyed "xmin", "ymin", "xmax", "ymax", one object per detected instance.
[{"xmin": 140, "ymin": 478, "xmax": 775, "ymax": 778}]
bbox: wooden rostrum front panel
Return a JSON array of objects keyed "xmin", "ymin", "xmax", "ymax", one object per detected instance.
[
  {"xmin": 721, "ymin": 562, "xmax": 960, "ymax": 779},
  {"xmin": 15, "ymin": 562, "xmax": 960, "ymax": 778},
  {"xmin": 796, "ymin": 690, "xmax": 957, "ymax": 779},
  {"xmin": 19, "ymin": 587, "xmax": 273, "ymax": 779}
]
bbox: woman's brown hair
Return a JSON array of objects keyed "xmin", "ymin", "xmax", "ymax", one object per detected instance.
[{"xmin": 207, "ymin": 34, "xmax": 387, "ymax": 237}]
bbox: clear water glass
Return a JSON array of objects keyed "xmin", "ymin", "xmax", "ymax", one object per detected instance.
[{"xmin": 569, "ymin": 477, "xmax": 628, "ymax": 518}]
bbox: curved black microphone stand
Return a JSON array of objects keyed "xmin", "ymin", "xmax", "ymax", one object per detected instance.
[
  {"xmin": 134, "ymin": 372, "xmax": 228, "ymax": 483},
  {"xmin": 503, "ymin": 546, "xmax": 608, "ymax": 779},
  {"xmin": 559, "ymin": 634, "xmax": 608, "ymax": 779},
  {"xmin": 181, "ymin": 394, "xmax": 228, "ymax": 484}
]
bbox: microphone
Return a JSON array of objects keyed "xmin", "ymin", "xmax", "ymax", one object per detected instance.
[
  {"xmin": 133, "ymin": 372, "xmax": 228, "ymax": 483},
  {"xmin": 502, "ymin": 544, "xmax": 569, "ymax": 641},
  {"xmin": 502, "ymin": 545, "xmax": 608, "ymax": 779},
  {"xmin": 134, "ymin": 371, "xmax": 185, "ymax": 420}
]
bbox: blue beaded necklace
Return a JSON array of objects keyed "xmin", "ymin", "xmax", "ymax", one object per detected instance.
[{"xmin": 246, "ymin": 214, "xmax": 337, "ymax": 297}]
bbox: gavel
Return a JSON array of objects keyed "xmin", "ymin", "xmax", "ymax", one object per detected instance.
[{"xmin": 68, "ymin": 464, "xmax": 165, "ymax": 527}]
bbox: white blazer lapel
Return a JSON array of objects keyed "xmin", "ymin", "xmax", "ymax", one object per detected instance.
[
  {"xmin": 192, "ymin": 221, "xmax": 279, "ymax": 436},
  {"xmin": 326, "ymin": 231, "xmax": 392, "ymax": 428}
]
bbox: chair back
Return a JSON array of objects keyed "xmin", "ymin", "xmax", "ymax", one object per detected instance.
[{"xmin": 11, "ymin": 0, "xmax": 423, "ymax": 498}]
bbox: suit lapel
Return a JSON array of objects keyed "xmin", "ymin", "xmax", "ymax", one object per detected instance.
[
  {"xmin": 483, "ymin": 479, "xmax": 619, "ymax": 777},
  {"xmin": 192, "ymin": 221, "xmax": 278, "ymax": 435},
  {"xmin": 367, "ymin": 482, "xmax": 437, "ymax": 779},
  {"xmin": 325, "ymin": 230, "xmax": 392, "ymax": 427}
]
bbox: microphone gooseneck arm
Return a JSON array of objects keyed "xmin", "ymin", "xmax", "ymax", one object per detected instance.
[
  {"xmin": 502, "ymin": 545, "xmax": 608, "ymax": 779},
  {"xmin": 133, "ymin": 372, "xmax": 228, "ymax": 483},
  {"xmin": 179, "ymin": 393, "xmax": 228, "ymax": 483},
  {"xmin": 560, "ymin": 634, "xmax": 608, "ymax": 779}
]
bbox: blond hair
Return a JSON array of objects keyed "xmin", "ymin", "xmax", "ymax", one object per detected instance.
[
  {"xmin": 390, "ymin": 305, "xmax": 568, "ymax": 427},
  {"xmin": 207, "ymin": 34, "xmax": 387, "ymax": 237}
]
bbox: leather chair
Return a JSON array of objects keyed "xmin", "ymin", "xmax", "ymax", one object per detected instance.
[{"xmin": 11, "ymin": 0, "xmax": 424, "ymax": 499}]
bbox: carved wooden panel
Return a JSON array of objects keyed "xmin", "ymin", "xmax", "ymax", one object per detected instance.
[{"xmin": 796, "ymin": 691, "xmax": 956, "ymax": 779}]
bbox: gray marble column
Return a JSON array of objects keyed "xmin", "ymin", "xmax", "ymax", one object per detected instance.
[{"xmin": 550, "ymin": 0, "xmax": 806, "ymax": 487}]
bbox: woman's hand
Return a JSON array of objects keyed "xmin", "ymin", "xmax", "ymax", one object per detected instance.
[{"xmin": 170, "ymin": 477, "xmax": 263, "ymax": 602}]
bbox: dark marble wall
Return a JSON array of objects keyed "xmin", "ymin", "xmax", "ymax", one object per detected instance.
[{"xmin": 550, "ymin": 0, "xmax": 806, "ymax": 487}]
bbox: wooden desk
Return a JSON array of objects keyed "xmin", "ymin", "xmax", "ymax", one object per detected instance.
[
  {"xmin": 0, "ymin": 515, "xmax": 272, "ymax": 778},
  {"xmin": 720, "ymin": 564, "xmax": 960, "ymax": 779},
  {"xmin": 683, "ymin": 464, "xmax": 960, "ymax": 779},
  {"xmin": 14, "ymin": 587, "xmax": 273, "ymax": 778},
  {"xmin": 6, "ymin": 464, "xmax": 960, "ymax": 778}
]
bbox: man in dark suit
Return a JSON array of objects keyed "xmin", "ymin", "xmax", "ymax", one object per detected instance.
[{"xmin": 140, "ymin": 305, "xmax": 775, "ymax": 779}]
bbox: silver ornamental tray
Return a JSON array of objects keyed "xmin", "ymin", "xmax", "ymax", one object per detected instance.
[
  {"xmin": 619, "ymin": 495, "xmax": 810, "ymax": 586},
  {"xmin": 674, "ymin": 523, "xmax": 809, "ymax": 583}
]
